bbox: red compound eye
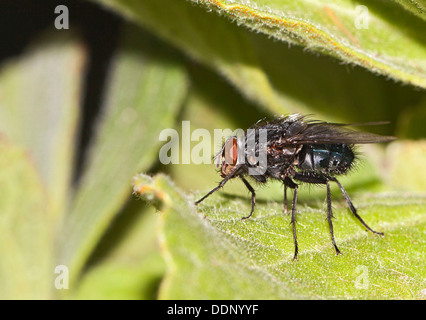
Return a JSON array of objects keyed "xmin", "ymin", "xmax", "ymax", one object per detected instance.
[{"xmin": 224, "ymin": 137, "xmax": 238, "ymax": 165}]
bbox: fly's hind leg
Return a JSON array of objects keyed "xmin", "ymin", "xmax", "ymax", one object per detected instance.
[
  {"xmin": 328, "ymin": 176, "xmax": 384, "ymax": 236},
  {"xmin": 293, "ymin": 172, "xmax": 384, "ymax": 256},
  {"xmin": 326, "ymin": 180, "xmax": 342, "ymax": 255},
  {"xmin": 282, "ymin": 176, "xmax": 299, "ymax": 260},
  {"xmin": 292, "ymin": 172, "xmax": 342, "ymax": 256}
]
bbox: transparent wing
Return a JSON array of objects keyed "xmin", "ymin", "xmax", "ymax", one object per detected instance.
[{"xmin": 286, "ymin": 122, "xmax": 396, "ymax": 144}]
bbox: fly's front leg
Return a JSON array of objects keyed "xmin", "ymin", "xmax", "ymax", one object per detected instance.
[{"xmin": 195, "ymin": 166, "xmax": 241, "ymax": 206}]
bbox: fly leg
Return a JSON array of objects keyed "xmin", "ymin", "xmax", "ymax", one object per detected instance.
[
  {"xmin": 283, "ymin": 184, "xmax": 288, "ymax": 214},
  {"xmin": 282, "ymin": 176, "xmax": 299, "ymax": 260},
  {"xmin": 240, "ymin": 177, "xmax": 256, "ymax": 220},
  {"xmin": 291, "ymin": 184, "xmax": 299, "ymax": 260},
  {"xmin": 293, "ymin": 172, "xmax": 383, "ymax": 256},
  {"xmin": 195, "ymin": 166, "xmax": 241, "ymax": 206},
  {"xmin": 282, "ymin": 176, "xmax": 295, "ymax": 214},
  {"xmin": 292, "ymin": 172, "xmax": 342, "ymax": 256},
  {"xmin": 326, "ymin": 180, "xmax": 342, "ymax": 255},
  {"xmin": 328, "ymin": 176, "xmax": 384, "ymax": 236}
]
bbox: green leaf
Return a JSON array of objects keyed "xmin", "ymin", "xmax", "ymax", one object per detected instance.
[
  {"xmin": 0, "ymin": 32, "xmax": 87, "ymax": 217},
  {"xmin": 390, "ymin": 0, "xmax": 426, "ymax": 21},
  {"xmin": 0, "ymin": 31, "xmax": 86, "ymax": 299},
  {"xmin": 134, "ymin": 173, "xmax": 426, "ymax": 299},
  {"xmin": 0, "ymin": 139, "xmax": 53, "ymax": 299},
  {"xmin": 91, "ymin": 0, "xmax": 425, "ymax": 124},
  {"xmin": 72, "ymin": 198, "xmax": 165, "ymax": 299},
  {"xmin": 193, "ymin": 0, "xmax": 426, "ymax": 87},
  {"xmin": 71, "ymin": 252, "xmax": 164, "ymax": 299},
  {"xmin": 58, "ymin": 26, "xmax": 188, "ymax": 285},
  {"xmin": 93, "ymin": 0, "xmax": 285, "ymax": 114}
]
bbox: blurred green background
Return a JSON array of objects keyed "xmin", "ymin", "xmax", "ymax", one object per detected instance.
[{"xmin": 0, "ymin": 0, "xmax": 425, "ymax": 299}]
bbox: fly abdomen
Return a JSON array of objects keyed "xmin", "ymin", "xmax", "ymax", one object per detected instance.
[{"xmin": 297, "ymin": 144, "xmax": 354, "ymax": 174}]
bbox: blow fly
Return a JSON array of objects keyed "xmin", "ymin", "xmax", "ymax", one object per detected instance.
[{"xmin": 195, "ymin": 114, "xmax": 396, "ymax": 260}]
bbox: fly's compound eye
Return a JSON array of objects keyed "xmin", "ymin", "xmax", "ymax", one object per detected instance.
[{"xmin": 223, "ymin": 137, "xmax": 238, "ymax": 165}]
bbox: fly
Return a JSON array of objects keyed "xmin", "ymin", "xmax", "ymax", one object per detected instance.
[{"xmin": 195, "ymin": 114, "xmax": 396, "ymax": 260}]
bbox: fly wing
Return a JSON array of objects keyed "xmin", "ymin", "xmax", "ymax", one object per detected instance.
[
  {"xmin": 285, "ymin": 122, "xmax": 396, "ymax": 145},
  {"xmin": 322, "ymin": 121, "xmax": 391, "ymax": 127}
]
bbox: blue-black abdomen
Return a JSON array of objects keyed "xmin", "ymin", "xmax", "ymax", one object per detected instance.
[{"xmin": 297, "ymin": 144, "xmax": 354, "ymax": 174}]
